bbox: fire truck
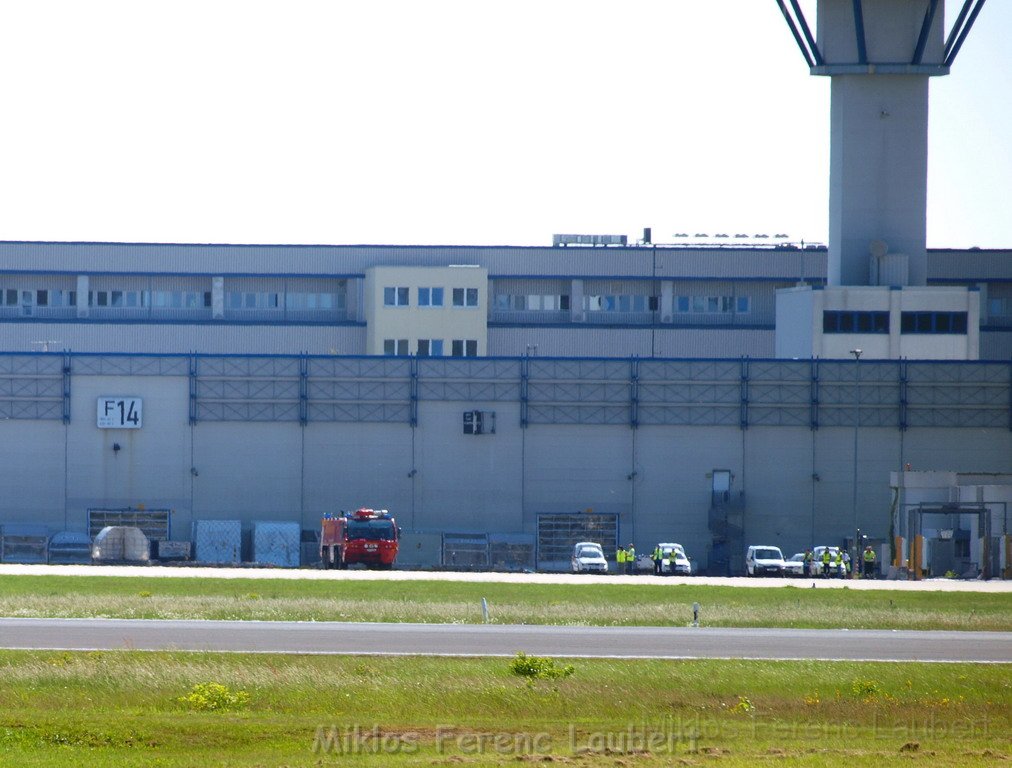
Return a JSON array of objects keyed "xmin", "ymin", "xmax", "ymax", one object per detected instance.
[{"xmin": 319, "ymin": 508, "xmax": 399, "ymax": 569}]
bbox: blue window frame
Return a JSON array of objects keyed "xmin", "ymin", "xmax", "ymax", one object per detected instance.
[
  {"xmin": 418, "ymin": 287, "xmax": 444, "ymax": 307},
  {"xmin": 900, "ymin": 312, "xmax": 968, "ymax": 334},
  {"xmin": 823, "ymin": 311, "xmax": 890, "ymax": 334}
]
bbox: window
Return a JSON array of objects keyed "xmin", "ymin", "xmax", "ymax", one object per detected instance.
[
  {"xmin": 383, "ymin": 339, "xmax": 409, "ymax": 356},
  {"xmin": 49, "ymin": 290, "xmax": 76, "ymax": 307},
  {"xmin": 418, "ymin": 287, "xmax": 444, "ymax": 307},
  {"xmin": 417, "ymin": 339, "xmax": 444, "ymax": 356},
  {"xmin": 150, "ymin": 290, "xmax": 210, "ymax": 309},
  {"xmin": 989, "ymin": 298, "xmax": 1008, "ymax": 317},
  {"xmin": 676, "ymin": 296, "xmax": 690, "ymax": 313},
  {"xmin": 823, "ymin": 311, "xmax": 890, "ymax": 334},
  {"xmin": 384, "ymin": 287, "xmax": 409, "ymax": 307},
  {"xmin": 584, "ymin": 294, "xmax": 654, "ymax": 312},
  {"xmin": 900, "ymin": 312, "xmax": 968, "ymax": 334},
  {"xmin": 736, "ymin": 296, "xmax": 750, "ymax": 313},
  {"xmin": 452, "ymin": 288, "xmax": 479, "ymax": 307},
  {"xmin": 451, "ymin": 339, "xmax": 478, "ymax": 357}
]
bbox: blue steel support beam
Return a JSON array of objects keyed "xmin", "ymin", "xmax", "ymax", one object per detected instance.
[
  {"xmin": 62, "ymin": 352, "xmax": 72, "ymax": 422},
  {"xmin": 912, "ymin": 0, "xmax": 940, "ymax": 65},
  {"xmin": 945, "ymin": 0, "xmax": 987, "ymax": 67},
  {"xmin": 810, "ymin": 358, "xmax": 820, "ymax": 430},
  {"xmin": 409, "ymin": 357, "xmax": 418, "ymax": 427},
  {"xmin": 739, "ymin": 358, "xmax": 750, "ymax": 431},
  {"xmin": 790, "ymin": 0, "xmax": 824, "ymax": 65},
  {"xmin": 298, "ymin": 353, "xmax": 309, "ymax": 425},
  {"xmin": 852, "ymin": 0, "xmax": 868, "ymax": 65},
  {"xmin": 775, "ymin": 0, "xmax": 815, "ymax": 67},
  {"xmin": 188, "ymin": 354, "xmax": 197, "ymax": 425},
  {"xmin": 944, "ymin": 0, "xmax": 975, "ymax": 60},
  {"xmin": 520, "ymin": 357, "xmax": 529, "ymax": 428},
  {"xmin": 629, "ymin": 358, "xmax": 640, "ymax": 429},
  {"xmin": 899, "ymin": 360, "xmax": 908, "ymax": 432}
]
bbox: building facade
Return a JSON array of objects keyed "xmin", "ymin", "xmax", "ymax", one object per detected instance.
[{"xmin": 0, "ymin": 239, "xmax": 1009, "ymax": 572}]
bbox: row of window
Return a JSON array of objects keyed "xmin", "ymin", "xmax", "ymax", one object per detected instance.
[
  {"xmin": 383, "ymin": 338, "xmax": 479, "ymax": 357},
  {"xmin": 494, "ymin": 294, "xmax": 571, "ymax": 311},
  {"xmin": 584, "ymin": 295, "xmax": 656, "ymax": 313},
  {"xmin": 384, "ymin": 286, "xmax": 480, "ymax": 308},
  {"xmin": 676, "ymin": 295, "xmax": 750, "ymax": 314},
  {"xmin": 823, "ymin": 311, "xmax": 969, "ymax": 335},
  {"xmin": 226, "ymin": 292, "xmax": 345, "ymax": 310},
  {"xmin": 1, "ymin": 289, "xmax": 77, "ymax": 307},
  {"xmin": 492, "ymin": 294, "xmax": 752, "ymax": 314},
  {"xmin": 1, "ymin": 289, "xmax": 346, "ymax": 312}
]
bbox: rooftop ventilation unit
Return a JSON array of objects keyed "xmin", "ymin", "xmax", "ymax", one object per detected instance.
[{"xmin": 553, "ymin": 234, "xmax": 628, "ymax": 247}]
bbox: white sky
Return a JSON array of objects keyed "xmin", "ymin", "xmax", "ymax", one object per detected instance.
[{"xmin": 0, "ymin": 1, "xmax": 1007, "ymax": 248}]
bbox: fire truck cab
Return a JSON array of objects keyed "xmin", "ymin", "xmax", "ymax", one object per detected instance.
[{"xmin": 320, "ymin": 508, "xmax": 399, "ymax": 570}]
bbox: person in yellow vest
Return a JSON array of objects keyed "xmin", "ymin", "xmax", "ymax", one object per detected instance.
[
  {"xmin": 834, "ymin": 549, "xmax": 844, "ymax": 579},
  {"xmin": 820, "ymin": 548, "xmax": 831, "ymax": 577},
  {"xmin": 863, "ymin": 546, "xmax": 877, "ymax": 579},
  {"xmin": 803, "ymin": 549, "xmax": 814, "ymax": 577},
  {"xmin": 652, "ymin": 545, "xmax": 663, "ymax": 575},
  {"xmin": 626, "ymin": 544, "xmax": 636, "ymax": 575},
  {"xmin": 616, "ymin": 546, "xmax": 626, "ymax": 572}
]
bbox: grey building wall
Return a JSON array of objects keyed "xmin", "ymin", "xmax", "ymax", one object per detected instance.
[{"xmin": 1, "ymin": 353, "xmax": 1009, "ymax": 570}]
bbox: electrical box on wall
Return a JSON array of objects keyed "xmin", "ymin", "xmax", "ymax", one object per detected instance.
[{"xmin": 463, "ymin": 410, "xmax": 495, "ymax": 435}]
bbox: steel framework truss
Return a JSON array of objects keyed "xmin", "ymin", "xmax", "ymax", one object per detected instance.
[{"xmin": 3, "ymin": 353, "xmax": 1010, "ymax": 430}]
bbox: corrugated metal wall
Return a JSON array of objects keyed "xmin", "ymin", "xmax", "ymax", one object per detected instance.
[{"xmin": 0, "ymin": 354, "xmax": 1009, "ymax": 571}]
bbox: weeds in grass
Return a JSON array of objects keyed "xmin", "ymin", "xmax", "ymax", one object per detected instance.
[
  {"xmin": 508, "ymin": 652, "xmax": 575, "ymax": 680},
  {"xmin": 177, "ymin": 682, "xmax": 250, "ymax": 712},
  {"xmin": 852, "ymin": 678, "xmax": 881, "ymax": 699},
  {"xmin": 730, "ymin": 695, "xmax": 755, "ymax": 714}
]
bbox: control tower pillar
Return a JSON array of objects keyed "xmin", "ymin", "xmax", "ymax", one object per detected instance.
[{"xmin": 815, "ymin": 0, "xmax": 949, "ymax": 287}]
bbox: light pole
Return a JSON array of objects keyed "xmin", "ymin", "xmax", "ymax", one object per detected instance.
[{"xmin": 850, "ymin": 348, "xmax": 862, "ymax": 579}]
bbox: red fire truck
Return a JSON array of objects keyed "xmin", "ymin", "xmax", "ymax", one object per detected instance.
[{"xmin": 319, "ymin": 508, "xmax": 399, "ymax": 569}]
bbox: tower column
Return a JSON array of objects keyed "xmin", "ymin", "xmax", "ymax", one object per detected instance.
[{"xmin": 829, "ymin": 73, "xmax": 929, "ymax": 286}]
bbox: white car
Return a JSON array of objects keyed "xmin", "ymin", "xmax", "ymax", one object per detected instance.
[
  {"xmin": 785, "ymin": 552, "xmax": 806, "ymax": 577},
  {"xmin": 657, "ymin": 542, "xmax": 692, "ymax": 575},
  {"xmin": 745, "ymin": 545, "xmax": 786, "ymax": 577},
  {"xmin": 571, "ymin": 542, "xmax": 608, "ymax": 573}
]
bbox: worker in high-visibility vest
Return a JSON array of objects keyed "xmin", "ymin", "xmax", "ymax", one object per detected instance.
[
  {"xmin": 652, "ymin": 545, "xmax": 663, "ymax": 575},
  {"xmin": 820, "ymin": 548, "xmax": 831, "ymax": 577},
  {"xmin": 803, "ymin": 550, "xmax": 814, "ymax": 577},
  {"xmin": 834, "ymin": 549, "xmax": 844, "ymax": 579},
  {"xmin": 863, "ymin": 546, "xmax": 877, "ymax": 579},
  {"xmin": 616, "ymin": 546, "xmax": 626, "ymax": 571},
  {"xmin": 626, "ymin": 544, "xmax": 636, "ymax": 575}
]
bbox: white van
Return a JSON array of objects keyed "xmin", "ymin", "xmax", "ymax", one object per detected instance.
[
  {"xmin": 745, "ymin": 545, "xmax": 786, "ymax": 577},
  {"xmin": 571, "ymin": 541, "xmax": 608, "ymax": 573}
]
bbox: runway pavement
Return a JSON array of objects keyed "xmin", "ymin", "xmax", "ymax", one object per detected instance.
[{"xmin": 1, "ymin": 618, "xmax": 1010, "ymax": 662}]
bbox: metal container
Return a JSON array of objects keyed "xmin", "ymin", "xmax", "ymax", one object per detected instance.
[
  {"xmin": 253, "ymin": 521, "xmax": 300, "ymax": 568},
  {"xmin": 48, "ymin": 531, "xmax": 93, "ymax": 564},
  {"xmin": 192, "ymin": 520, "xmax": 241, "ymax": 564},
  {"xmin": 1, "ymin": 524, "xmax": 49, "ymax": 563},
  {"xmin": 92, "ymin": 526, "xmax": 149, "ymax": 562}
]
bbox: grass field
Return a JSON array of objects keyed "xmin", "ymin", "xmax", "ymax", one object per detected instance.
[
  {"xmin": 0, "ymin": 574, "xmax": 1009, "ymax": 630},
  {"xmin": 0, "ymin": 650, "xmax": 1007, "ymax": 767}
]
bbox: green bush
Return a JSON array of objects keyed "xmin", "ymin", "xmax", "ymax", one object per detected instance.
[
  {"xmin": 178, "ymin": 682, "xmax": 251, "ymax": 712},
  {"xmin": 851, "ymin": 678, "xmax": 880, "ymax": 698},
  {"xmin": 508, "ymin": 652, "xmax": 575, "ymax": 680}
]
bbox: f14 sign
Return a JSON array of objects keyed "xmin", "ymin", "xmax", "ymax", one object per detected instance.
[{"xmin": 97, "ymin": 397, "xmax": 143, "ymax": 429}]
